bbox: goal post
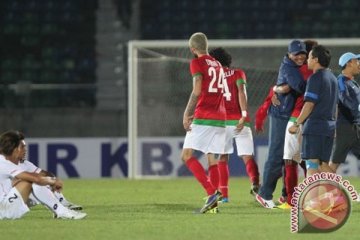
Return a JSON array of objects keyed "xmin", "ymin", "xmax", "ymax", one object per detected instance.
[{"xmin": 128, "ymin": 38, "xmax": 360, "ymax": 179}]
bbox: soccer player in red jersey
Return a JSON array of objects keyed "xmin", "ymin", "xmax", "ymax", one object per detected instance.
[
  {"xmin": 182, "ymin": 33, "xmax": 230, "ymax": 213},
  {"xmin": 209, "ymin": 47, "xmax": 260, "ymax": 202}
]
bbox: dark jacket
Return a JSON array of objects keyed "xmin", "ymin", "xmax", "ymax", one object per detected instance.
[
  {"xmin": 269, "ymin": 55, "xmax": 306, "ymax": 119},
  {"xmin": 337, "ymin": 74, "xmax": 360, "ymax": 125}
]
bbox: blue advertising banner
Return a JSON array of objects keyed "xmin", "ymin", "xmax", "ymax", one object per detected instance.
[{"xmin": 26, "ymin": 137, "xmax": 360, "ymax": 178}]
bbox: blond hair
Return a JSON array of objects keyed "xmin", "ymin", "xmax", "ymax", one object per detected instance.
[{"xmin": 189, "ymin": 32, "xmax": 208, "ymax": 54}]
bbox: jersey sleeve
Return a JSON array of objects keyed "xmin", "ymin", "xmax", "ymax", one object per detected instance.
[
  {"xmin": 22, "ymin": 160, "xmax": 42, "ymax": 173},
  {"xmin": 190, "ymin": 59, "xmax": 202, "ymax": 77},
  {"xmin": 7, "ymin": 165, "xmax": 25, "ymax": 178},
  {"xmin": 236, "ymin": 70, "xmax": 247, "ymax": 86},
  {"xmin": 304, "ymin": 75, "xmax": 320, "ymax": 103}
]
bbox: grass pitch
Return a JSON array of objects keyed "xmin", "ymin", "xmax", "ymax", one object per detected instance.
[{"xmin": 2, "ymin": 177, "xmax": 360, "ymax": 240}]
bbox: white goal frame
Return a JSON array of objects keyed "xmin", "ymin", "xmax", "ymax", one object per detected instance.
[{"xmin": 128, "ymin": 38, "xmax": 360, "ymax": 179}]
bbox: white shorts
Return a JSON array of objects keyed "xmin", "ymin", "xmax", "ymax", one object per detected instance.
[
  {"xmin": 0, "ymin": 187, "xmax": 30, "ymax": 219},
  {"xmin": 224, "ymin": 126, "xmax": 254, "ymax": 156},
  {"xmin": 283, "ymin": 121, "xmax": 301, "ymax": 162},
  {"xmin": 183, "ymin": 124, "xmax": 226, "ymax": 154}
]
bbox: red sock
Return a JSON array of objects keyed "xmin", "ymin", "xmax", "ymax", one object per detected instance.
[
  {"xmin": 285, "ymin": 164, "xmax": 298, "ymax": 206},
  {"xmin": 218, "ymin": 161, "xmax": 229, "ymax": 198},
  {"xmin": 185, "ymin": 157, "xmax": 215, "ymax": 195},
  {"xmin": 245, "ymin": 158, "xmax": 259, "ymax": 185},
  {"xmin": 208, "ymin": 164, "xmax": 219, "ymax": 190}
]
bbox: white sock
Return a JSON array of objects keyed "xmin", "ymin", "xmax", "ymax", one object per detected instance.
[
  {"xmin": 53, "ymin": 191, "xmax": 70, "ymax": 205},
  {"xmin": 31, "ymin": 184, "xmax": 68, "ymax": 214}
]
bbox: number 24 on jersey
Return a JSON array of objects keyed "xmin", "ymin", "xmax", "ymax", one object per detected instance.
[{"xmin": 208, "ymin": 67, "xmax": 231, "ymax": 101}]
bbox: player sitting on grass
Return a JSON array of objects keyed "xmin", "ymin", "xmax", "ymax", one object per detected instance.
[
  {"xmin": 0, "ymin": 130, "xmax": 86, "ymax": 220},
  {"xmin": 20, "ymin": 159, "xmax": 83, "ymax": 210}
]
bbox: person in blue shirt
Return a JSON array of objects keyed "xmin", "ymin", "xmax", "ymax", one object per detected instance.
[
  {"xmin": 329, "ymin": 52, "xmax": 360, "ymax": 173},
  {"xmin": 255, "ymin": 40, "xmax": 307, "ymax": 209},
  {"xmin": 288, "ymin": 45, "xmax": 338, "ymax": 176}
]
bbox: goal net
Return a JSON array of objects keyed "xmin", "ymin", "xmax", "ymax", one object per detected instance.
[{"xmin": 128, "ymin": 38, "xmax": 360, "ymax": 179}]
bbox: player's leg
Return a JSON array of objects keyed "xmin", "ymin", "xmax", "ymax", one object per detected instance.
[
  {"xmin": 182, "ymin": 125, "xmax": 217, "ymax": 197},
  {"xmin": 27, "ymin": 192, "xmax": 41, "ymax": 207},
  {"xmin": 258, "ymin": 116, "xmax": 287, "ymax": 203},
  {"xmin": 207, "ymin": 153, "xmax": 219, "ymax": 190},
  {"xmin": 297, "ymin": 130, "xmax": 307, "ymax": 177},
  {"xmin": 215, "ymin": 125, "xmax": 235, "ymax": 202},
  {"xmin": 278, "ymin": 167, "xmax": 287, "ymax": 204},
  {"xmin": 0, "ymin": 181, "xmax": 32, "ymax": 219},
  {"xmin": 329, "ymin": 124, "xmax": 354, "ymax": 173},
  {"xmin": 198, "ymin": 125, "xmax": 226, "ymax": 213},
  {"xmin": 302, "ymin": 134, "xmax": 321, "ymax": 175},
  {"xmin": 14, "ymin": 180, "xmax": 32, "ymax": 202},
  {"xmin": 242, "ymin": 155, "xmax": 260, "ymax": 194},
  {"xmin": 281, "ymin": 160, "xmax": 298, "ymax": 208},
  {"xmin": 234, "ymin": 126, "xmax": 260, "ymax": 195},
  {"xmin": 305, "ymin": 159, "xmax": 320, "ymax": 175},
  {"xmin": 319, "ymin": 135, "xmax": 336, "ymax": 173},
  {"xmin": 31, "ymin": 184, "xmax": 86, "ymax": 219},
  {"xmin": 27, "ymin": 186, "xmax": 82, "ymax": 210},
  {"xmin": 299, "ymin": 161, "xmax": 307, "ymax": 177},
  {"xmin": 218, "ymin": 154, "xmax": 229, "ymax": 202},
  {"xmin": 281, "ymin": 121, "xmax": 300, "ymax": 208},
  {"xmin": 303, "ymin": 134, "xmax": 335, "ymax": 174},
  {"xmin": 53, "ymin": 191, "xmax": 83, "ymax": 210},
  {"xmin": 182, "ymin": 148, "xmax": 215, "ymax": 196}
]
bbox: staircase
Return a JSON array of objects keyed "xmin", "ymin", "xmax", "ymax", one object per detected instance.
[{"xmin": 95, "ymin": 0, "xmax": 130, "ymax": 110}]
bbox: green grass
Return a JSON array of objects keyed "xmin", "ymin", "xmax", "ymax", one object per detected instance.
[{"xmin": 2, "ymin": 177, "xmax": 360, "ymax": 240}]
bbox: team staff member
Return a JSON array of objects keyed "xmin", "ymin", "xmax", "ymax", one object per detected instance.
[
  {"xmin": 256, "ymin": 40, "xmax": 307, "ymax": 208},
  {"xmin": 330, "ymin": 52, "xmax": 360, "ymax": 172},
  {"xmin": 274, "ymin": 40, "xmax": 318, "ymax": 209},
  {"xmin": 289, "ymin": 45, "xmax": 338, "ymax": 175}
]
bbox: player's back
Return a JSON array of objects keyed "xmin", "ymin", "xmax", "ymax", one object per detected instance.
[
  {"xmin": 303, "ymin": 69, "xmax": 338, "ymax": 137},
  {"xmin": 190, "ymin": 55, "xmax": 227, "ymax": 125},
  {"xmin": 222, "ymin": 67, "xmax": 249, "ymax": 121}
]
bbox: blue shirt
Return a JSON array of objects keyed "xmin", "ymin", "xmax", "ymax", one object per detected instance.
[
  {"xmin": 269, "ymin": 55, "xmax": 306, "ymax": 119},
  {"xmin": 302, "ymin": 69, "xmax": 338, "ymax": 137},
  {"xmin": 337, "ymin": 74, "xmax": 360, "ymax": 125}
]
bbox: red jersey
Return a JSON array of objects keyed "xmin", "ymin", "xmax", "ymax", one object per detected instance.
[
  {"xmin": 291, "ymin": 64, "xmax": 313, "ymax": 118},
  {"xmin": 190, "ymin": 55, "xmax": 227, "ymax": 127},
  {"xmin": 222, "ymin": 67, "xmax": 250, "ymax": 125}
]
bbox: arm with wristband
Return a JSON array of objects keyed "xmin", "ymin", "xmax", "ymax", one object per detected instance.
[{"xmin": 236, "ymin": 73, "xmax": 248, "ymax": 132}]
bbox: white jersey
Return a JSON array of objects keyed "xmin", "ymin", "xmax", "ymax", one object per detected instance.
[
  {"xmin": 20, "ymin": 160, "xmax": 42, "ymax": 173},
  {"xmin": 0, "ymin": 155, "xmax": 25, "ymax": 200}
]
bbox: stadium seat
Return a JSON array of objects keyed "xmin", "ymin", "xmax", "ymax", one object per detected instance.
[{"xmin": 0, "ymin": 0, "xmax": 97, "ymax": 107}]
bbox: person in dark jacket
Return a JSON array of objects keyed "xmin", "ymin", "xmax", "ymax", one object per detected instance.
[
  {"xmin": 255, "ymin": 40, "xmax": 307, "ymax": 208},
  {"xmin": 330, "ymin": 52, "xmax": 360, "ymax": 173}
]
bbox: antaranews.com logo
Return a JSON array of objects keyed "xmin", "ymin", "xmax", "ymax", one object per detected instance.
[{"xmin": 290, "ymin": 172, "xmax": 357, "ymax": 233}]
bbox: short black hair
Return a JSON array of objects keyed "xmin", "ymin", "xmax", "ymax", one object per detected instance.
[
  {"xmin": 304, "ymin": 40, "xmax": 318, "ymax": 58},
  {"xmin": 209, "ymin": 47, "xmax": 232, "ymax": 67},
  {"xmin": 0, "ymin": 130, "xmax": 25, "ymax": 156},
  {"xmin": 311, "ymin": 45, "xmax": 331, "ymax": 68}
]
